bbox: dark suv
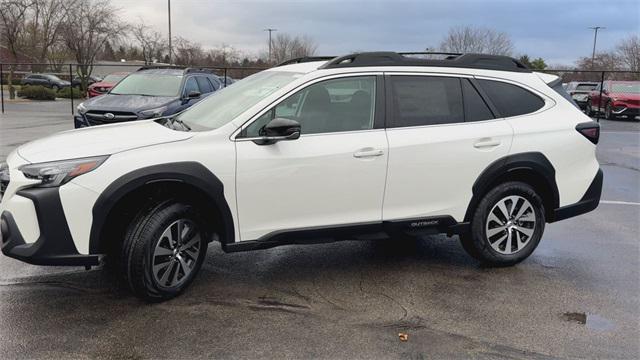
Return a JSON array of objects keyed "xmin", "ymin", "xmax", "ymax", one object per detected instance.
[
  {"xmin": 74, "ymin": 67, "xmax": 224, "ymax": 128},
  {"xmin": 21, "ymin": 73, "xmax": 71, "ymax": 91}
]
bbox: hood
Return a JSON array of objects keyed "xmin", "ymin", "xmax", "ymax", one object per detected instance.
[
  {"xmin": 89, "ymin": 81, "xmax": 116, "ymax": 89},
  {"xmin": 17, "ymin": 120, "xmax": 193, "ymax": 163},
  {"xmin": 83, "ymin": 94, "xmax": 177, "ymax": 112},
  {"xmin": 609, "ymin": 92, "xmax": 640, "ymax": 101}
]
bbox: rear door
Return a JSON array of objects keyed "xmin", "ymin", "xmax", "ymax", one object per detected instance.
[{"xmin": 382, "ymin": 74, "xmax": 513, "ymax": 223}]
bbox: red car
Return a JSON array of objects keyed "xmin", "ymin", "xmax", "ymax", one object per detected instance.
[
  {"xmin": 87, "ymin": 72, "xmax": 130, "ymax": 98},
  {"xmin": 586, "ymin": 80, "xmax": 640, "ymax": 120}
]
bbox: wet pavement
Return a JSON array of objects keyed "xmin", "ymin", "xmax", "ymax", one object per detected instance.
[{"xmin": 0, "ymin": 110, "xmax": 638, "ymax": 359}]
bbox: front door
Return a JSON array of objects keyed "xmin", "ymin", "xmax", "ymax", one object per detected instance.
[{"xmin": 234, "ymin": 75, "xmax": 388, "ymax": 241}]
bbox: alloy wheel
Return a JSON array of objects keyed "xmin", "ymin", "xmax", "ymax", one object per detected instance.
[
  {"xmin": 485, "ymin": 195, "xmax": 536, "ymax": 255},
  {"xmin": 152, "ymin": 219, "xmax": 202, "ymax": 288}
]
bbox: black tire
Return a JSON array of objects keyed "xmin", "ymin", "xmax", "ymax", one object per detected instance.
[
  {"xmin": 120, "ymin": 200, "xmax": 208, "ymax": 302},
  {"xmin": 52, "ymin": 84, "xmax": 60, "ymax": 92},
  {"xmin": 585, "ymin": 100, "xmax": 594, "ymax": 116},
  {"xmin": 605, "ymin": 102, "xmax": 617, "ymax": 120},
  {"xmin": 460, "ymin": 181, "xmax": 545, "ymax": 267}
]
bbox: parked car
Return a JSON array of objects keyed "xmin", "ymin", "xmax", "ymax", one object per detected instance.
[
  {"xmin": 219, "ymin": 75, "xmax": 236, "ymax": 86},
  {"xmin": 1, "ymin": 52, "xmax": 602, "ymax": 301},
  {"xmin": 87, "ymin": 72, "xmax": 129, "ymax": 98},
  {"xmin": 586, "ymin": 80, "xmax": 640, "ymax": 120},
  {"xmin": 75, "ymin": 67, "xmax": 224, "ymax": 127},
  {"xmin": 565, "ymin": 81, "xmax": 599, "ymax": 110},
  {"xmin": 20, "ymin": 73, "xmax": 71, "ymax": 91},
  {"xmin": 72, "ymin": 75, "xmax": 102, "ymax": 88}
]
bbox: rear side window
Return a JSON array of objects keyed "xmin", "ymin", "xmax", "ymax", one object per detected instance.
[
  {"xmin": 477, "ymin": 79, "xmax": 544, "ymax": 118},
  {"xmin": 389, "ymin": 76, "xmax": 463, "ymax": 127},
  {"xmin": 196, "ymin": 76, "xmax": 214, "ymax": 93},
  {"xmin": 462, "ymin": 79, "xmax": 494, "ymax": 122},
  {"xmin": 551, "ymin": 81, "xmax": 579, "ymax": 108}
]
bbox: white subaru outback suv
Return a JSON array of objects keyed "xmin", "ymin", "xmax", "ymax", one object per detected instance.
[{"xmin": 0, "ymin": 52, "xmax": 602, "ymax": 301}]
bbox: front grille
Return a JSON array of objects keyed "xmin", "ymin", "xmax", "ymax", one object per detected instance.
[{"xmin": 85, "ymin": 110, "xmax": 138, "ymax": 125}]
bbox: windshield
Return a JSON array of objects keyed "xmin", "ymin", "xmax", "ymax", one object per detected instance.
[
  {"xmin": 176, "ymin": 70, "xmax": 303, "ymax": 130},
  {"xmin": 46, "ymin": 75, "xmax": 62, "ymax": 81},
  {"xmin": 611, "ymin": 83, "xmax": 640, "ymax": 94},
  {"xmin": 103, "ymin": 74, "xmax": 127, "ymax": 83},
  {"xmin": 111, "ymin": 73, "xmax": 183, "ymax": 96}
]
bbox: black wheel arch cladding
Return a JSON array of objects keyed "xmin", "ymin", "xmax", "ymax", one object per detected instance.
[
  {"xmin": 89, "ymin": 161, "xmax": 235, "ymax": 254},
  {"xmin": 464, "ymin": 152, "xmax": 560, "ymax": 222}
]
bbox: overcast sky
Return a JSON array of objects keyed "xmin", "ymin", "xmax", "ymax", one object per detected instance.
[{"xmin": 111, "ymin": 0, "xmax": 639, "ymax": 66}]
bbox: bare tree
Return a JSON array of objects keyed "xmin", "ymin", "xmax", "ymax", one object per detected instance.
[
  {"xmin": 25, "ymin": 0, "xmax": 73, "ymax": 68},
  {"xmin": 575, "ymin": 52, "xmax": 623, "ymax": 71},
  {"xmin": 439, "ymin": 26, "xmax": 514, "ymax": 56},
  {"xmin": 61, "ymin": 0, "xmax": 126, "ymax": 91},
  {"xmin": 172, "ymin": 36, "xmax": 205, "ymax": 65},
  {"xmin": 616, "ymin": 34, "xmax": 639, "ymax": 73},
  {"xmin": 132, "ymin": 21, "xmax": 165, "ymax": 64},
  {"xmin": 0, "ymin": 0, "xmax": 30, "ymax": 98},
  {"xmin": 269, "ymin": 33, "xmax": 317, "ymax": 64}
]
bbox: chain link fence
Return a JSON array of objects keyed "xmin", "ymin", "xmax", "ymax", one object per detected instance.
[{"xmin": 0, "ymin": 62, "xmax": 268, "ymax": 115}]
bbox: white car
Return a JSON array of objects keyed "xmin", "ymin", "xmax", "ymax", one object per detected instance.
[{"xmin": 0, "ymin": 52, "xmax": 602, "ymax": 301}]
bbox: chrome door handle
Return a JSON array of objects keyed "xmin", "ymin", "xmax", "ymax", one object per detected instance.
[
  {"xmin": 353, "ymin": 148, "xmax": 384, "ymax": 158},
  {"xmin": 473, "ymin": 139, "xmax": 501, "ymax": 148}
]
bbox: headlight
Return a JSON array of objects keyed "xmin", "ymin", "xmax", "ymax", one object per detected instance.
[
  {"xmin": 140, "ymin": 106, "xmax": 168, "ymax": 118},
  {"xmin": 77, "ymin": 103, "xmax": 88, "ymax": 115},
  {"xmin": 19, "ymin": 156, "xmax": 108, "ymax": 188}
]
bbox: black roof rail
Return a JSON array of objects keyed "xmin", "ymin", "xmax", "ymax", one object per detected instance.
[
  {"xmin": 276, "ymin": 56, "xmax": 337, "ymax": 67},
  {"xmin": 318, "ymin": 51, "xmax": 531, "ymax": 73},
  {"xmin": 137, "ymin": 65, "xmax": 185, "ymax": 71}
]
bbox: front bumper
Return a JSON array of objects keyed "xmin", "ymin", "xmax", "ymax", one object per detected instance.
[
  {"xmin": 551, "ymin": 168, "xmax": 603, "ymax": 222},
  {"xmin": 1, "ymin": 187, "xmax": 101, "ymax": 266}
]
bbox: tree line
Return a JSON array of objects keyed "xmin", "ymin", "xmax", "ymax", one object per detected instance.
[{"xmin": 1, "ymin": 1, "xmax": 638, "ymax": 100}]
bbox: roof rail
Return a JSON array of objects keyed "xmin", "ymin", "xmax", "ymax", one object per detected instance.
[
  {"xmin": 137, "ymin": 65, "xmax": 185, "ymax": 71},
  {"xmin": 318, "ymin": 52, "xmax": 531, "ymax": 72},
  {"xmin": 276, "ymin": 56, "xmax": 337, "ymax": 67}
]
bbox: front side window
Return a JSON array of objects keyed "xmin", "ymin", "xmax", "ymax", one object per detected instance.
[
  {"xmin": 111, "ymin": 73, "xmax": 183, "ymax": 97},
  {"xmin": 196, "ymin": 76, "xmax": 214, "ymax": 93},
  {"xmin": 184, "ymin": 77, "xmax": 199, "ymax": 95},
  {"xmin": 477, "ymin": 79, "xmax": 545, "ymax": 118},
  {"xmin": 243, "ymin": 76, "xmax": 376, "ymax": 137},
  {"xmin": 389, "ymin": 76, "xmax": 463, "ymax": 127}
]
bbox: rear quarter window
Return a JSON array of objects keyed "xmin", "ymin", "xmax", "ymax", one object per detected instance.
[{"xmin": 477, "ymin": 79, "xmax": 545, "ymax": 118}]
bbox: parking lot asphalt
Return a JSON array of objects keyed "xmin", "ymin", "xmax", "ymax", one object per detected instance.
[{"xmin": 0, "ymin": 102, "xmax": 639, "ymax": 359}]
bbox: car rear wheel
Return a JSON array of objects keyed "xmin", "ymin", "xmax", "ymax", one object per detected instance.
[
  {"xmin": 120, "ymin": 200, "xmax": 208, "ymax": 302},
  {"xmin": 460, "ymin": 181, "xmax": 545, "ymax": 266}
]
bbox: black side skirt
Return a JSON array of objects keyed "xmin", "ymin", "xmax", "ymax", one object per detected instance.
[{"xmin": 222, "ymin": 216, "xmax": 470, "ymax": 253}]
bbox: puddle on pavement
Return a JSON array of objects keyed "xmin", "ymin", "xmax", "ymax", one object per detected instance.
[{"xmin": 562, "ymin": 312, "xmax": 615, "ymax": 331}]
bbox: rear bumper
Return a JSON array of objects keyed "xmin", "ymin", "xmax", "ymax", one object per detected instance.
[
  {"xmin": 0, "ymin": 187, "xmax": 102, "ymax": 266},
  {"xmin": 551, "ymin": 168, "xmax": 603, "ymax": 222}
]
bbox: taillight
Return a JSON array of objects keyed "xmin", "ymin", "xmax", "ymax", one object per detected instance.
[{"xmin": 576, "ymin": 121, "xmax": 600, "ymax": 144}]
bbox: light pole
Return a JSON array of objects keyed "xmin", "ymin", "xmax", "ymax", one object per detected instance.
[
  {"xmin": 589, "ymin": 26, "xmax": 605, "ymax": 68},
  {"xmin": 264, "ymin": 28, "xmax": 277, "ymax": 63},
  {"xmin": 168, "ymin": 0, "xmax": 172, "ymax": 65}
]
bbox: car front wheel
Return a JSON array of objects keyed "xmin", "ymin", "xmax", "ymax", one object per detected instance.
[
  {"xmin": 120, "ymin": 201, "xmax": 208, "ymax": 301},
  {"xmin": 460, "ymin": 181, "xmax": 545, "ymax": 266}
]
